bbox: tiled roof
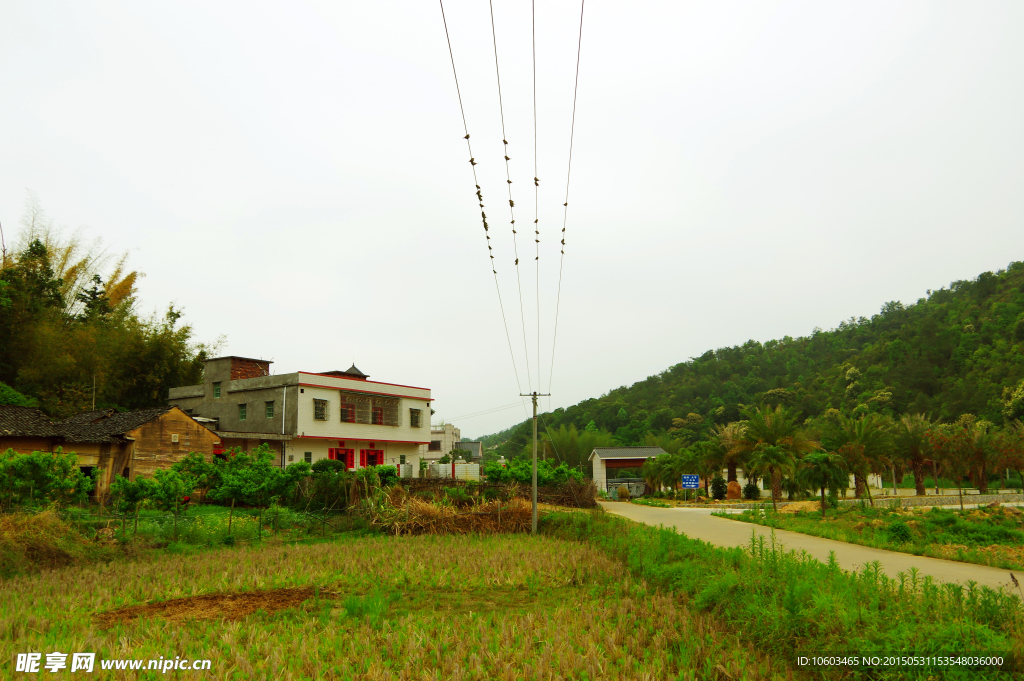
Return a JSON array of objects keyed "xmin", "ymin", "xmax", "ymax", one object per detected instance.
[
  {"xmin": 589, "ymin": 446, "xmax": 666, "ymax": 460},
  {"xmin": 0, "ymin": 405, "xmax": 175, "ymax": 443},
  {"xmin": 58, "ymin": 409, "xmax": 117, "ymax": 425},
  {"xmin": 0, "ymin": 406, "xmax": 59, "ymax": 438},
  {"xmin": 60, "ymin": 406, "xmax": 173, "ymax": 443}
]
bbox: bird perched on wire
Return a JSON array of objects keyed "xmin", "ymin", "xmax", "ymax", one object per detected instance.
[
  {"xmin": 509, "ymin": 200, "xmax": 515, "ymax": 207},
  {"xmin": 504, "ymin": 155, "xmax": 510, "ymax": 161},
  {"xmin": 534, "ymin": 177, "xmax": 539, "ymax": 186},
  {"xmin": 469, "ymin": 158, "xmax": 477, "ymax": 165},
  {"xmin": 464, "ymin": 134, "xmax": 470, "ymax": 139}
]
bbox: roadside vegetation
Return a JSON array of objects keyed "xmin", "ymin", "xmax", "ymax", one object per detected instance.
[
  {"xmin": 725, "ymin": 502, "xmax": 1024, "ymax": 571},
  {"xmin": 1, "ymin": 529, "xmax": 800, "ymax": 680},
  {"xmin": 544, "ymin": 511, "xmax": 1024, "ymax": 679}
]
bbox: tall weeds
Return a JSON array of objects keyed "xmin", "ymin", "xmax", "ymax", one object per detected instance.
[{"xmin": 543, "ymin": 510, "xmax": 1023, "ymax": 678}]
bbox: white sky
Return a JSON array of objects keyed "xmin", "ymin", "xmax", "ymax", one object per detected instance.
[{"xmin": 2, "ymin": 1, "xmax": 1022, "ymax": 438}]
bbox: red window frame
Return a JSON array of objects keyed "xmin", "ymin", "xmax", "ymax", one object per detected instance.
[{"xmin": 340, "ymin": 403, "xmax": 355, "ymax": 423}]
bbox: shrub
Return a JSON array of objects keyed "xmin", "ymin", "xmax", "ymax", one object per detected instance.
[
  {"xmin": 617, "ymin": 484, "xmax": 630, "ymax": 501},
  {"xmin": 442, "ymin": 487, "xmax": 472, "ymax": 506},
  {"xmin": 889, "ymin": 521, "xmax": 912, "ymax": 543},
  {"xmin": 482, "ymin": 459, "xmax": 584, "ymax": 486},
  {"xmin": 743, "ymin": 481, "xmax": 760, "ymax": 500},
  {"xmin": 710, "ymin": 476, "xmax": 728, "ymax": 501},
  {"xmin": 0, "ymin": 449, "xmax": 96, "ymax": 510}
]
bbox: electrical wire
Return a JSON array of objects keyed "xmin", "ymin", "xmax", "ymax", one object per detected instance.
[
  {"xmin": 532, "ymin": 0, "xmax": 541, "ymax": 396},
  {"xmin": 548, "ymin": 0, "xmax": 586, "ymax": 400},
  {"xmin": 444, "ymin": 401, "xmax": 531, "ymax": 422},
  {"xmin": 438, "ymin": 0, "xmax": 524, "ymax": 396},
  {"xmin": 488, "ymin": 0, "xmax": 532, "ymax": 393}
]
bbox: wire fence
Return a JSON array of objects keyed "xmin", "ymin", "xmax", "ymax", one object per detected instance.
[{"xmin": 35, "ymin": 504, "xmax": 368, "ymax": 547}]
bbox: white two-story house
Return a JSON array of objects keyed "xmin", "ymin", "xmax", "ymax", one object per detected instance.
[{"xmin": 168, "ymin": 356, "xmax": 432, "ymax": 470}]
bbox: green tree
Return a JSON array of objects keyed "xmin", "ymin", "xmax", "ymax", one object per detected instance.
[
  {"xmin": 170, "ymin": 452, "xmax": 220, "ymax": 502},
  {"xmin": 892, "ymin": 414, "xmax": 934, "ymax": 496},
  {"xmin": 0, "ymin": 448, "xmax": 95, "ymax": 509},
  {"xmin": 149, "ymin": 469, "xmax": 195, "ymax": 539},
  {"xmin": 0, "ymin": 381, "xmax": 37, "ymax": 407},
  {"xmin": 746, "ymin": 444, "xmax": 795, "ymax": 511},
  {"xmin": 799, "ymin": 452, "xmax": 847, "ymax": 518}
]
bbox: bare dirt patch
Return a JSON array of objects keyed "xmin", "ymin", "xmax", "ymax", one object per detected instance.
[
  {"xmin": 95, "ymin": 587, "xmax": 320, "ymax": 627},
  {"xmin": 778, "ymin": 501, "xmax": 822, "ymax": 514}
]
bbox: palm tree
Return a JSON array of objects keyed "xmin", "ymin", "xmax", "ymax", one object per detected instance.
[
  {"xmin": 746, "ymin": 444, "xmax": 795, "ymax": 511},
  {"xmin": 707, "ymin": 422, "xmax": 747, "ymax": 482},
  {"xmin": 996, "ymin": 421, "xmax": 1024, "ymax": 491},
  {"xmin": 799, "ymin": 451, "xmax": 847, "ymax": 518},
  {"xmin": 838, "ymin": 413, "xmax": 893, "ymax": 504},
  {"xmin": 893, "ymin": 414, "xmax": 933, "ymax": 496},
  {"xmin": 690, "ymin": 441, "xmax": 721, "ymax": 497}
]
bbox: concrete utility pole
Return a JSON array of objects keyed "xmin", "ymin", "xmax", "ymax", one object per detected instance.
[{"xmin": 521, "ymin": 391, "xmax": 550, "ymax": 534}]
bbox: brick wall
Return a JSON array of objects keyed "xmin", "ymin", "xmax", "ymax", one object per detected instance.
[{"xmin": 231, "ymin": 358, "xmax": 271, "ymax": 380}]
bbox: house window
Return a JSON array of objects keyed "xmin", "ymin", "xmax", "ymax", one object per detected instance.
[
  {"xmin": 304, "ymin": 452, "xmax": 312, "ymax": 464},
  {"xmin": 314, "ymin": 399, "xmax": 328, "ymax": 421},
  {"xmin": 400, "ymin": 454, "xmax": 406, "ymax": 464},
  {"xmin": 213, "ymin": 382, "xmax": 221, "ymax": 398},
  {"xmin": 340, "ymin": 391, "xmax": 400, "ymax": 426},
  {"xmin": 238, "ymin": 404, "xmax": 247, "ymax": 421},
  {"xmin": 429, "ymin": 440, "xmax": 442, "ymax": 451},
  {"xmin": 410, "ymin": 409, "xmax": 422, "ymax": 428},
  {"xmin": 361, "ymin": 449, "xmax": 384, "ymax": 466},
  {"xmin": 266, "ymin": 401, "xmax": 275, "ymax": 418},
  {"xmin": 340, "ymin": 402, "xmax": 355, "ymax": 423}
]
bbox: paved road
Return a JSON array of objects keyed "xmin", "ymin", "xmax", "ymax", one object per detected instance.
[{"xmin": 599, "ymin": 501, "xmax": 1023, "ymax": 597}]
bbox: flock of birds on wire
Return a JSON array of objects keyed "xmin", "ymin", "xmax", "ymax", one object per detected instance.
[{"xmin": 438, "ymin": 0, "xmax": 584, "ymax": 401}]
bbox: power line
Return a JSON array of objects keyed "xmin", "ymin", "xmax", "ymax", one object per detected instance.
[
  {"xmin": 548, "ymin": 0, "xmax": 586, "ymax": 400},
  {"xmin": 488, "ymin": 0, "xmax": 532, "ymax": 393},
  {"xmin": 532, "ymin": 0, "xmax": 541, "ymax": 399},
  {"xmin": 444, "ymin": 400, "xmax": 531, "ymax": 422},
  {"xmin": 438, "ymin": 0, "xmax": 523, "ymax": 396}
]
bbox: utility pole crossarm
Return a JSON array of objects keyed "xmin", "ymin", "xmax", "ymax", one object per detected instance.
[{"xmin": 520, "ymin": 391, "xmax": 551, "ymax": 535}]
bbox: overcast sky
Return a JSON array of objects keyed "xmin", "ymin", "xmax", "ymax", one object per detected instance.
[{"xmin": 2, "ymin": 1, "xmax": 1023, "ymax": 438}]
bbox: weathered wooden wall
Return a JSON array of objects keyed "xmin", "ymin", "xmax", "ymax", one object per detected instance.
[
  {"xmin": 0, "ymin": 437, "xmax": 59, "ymax": 455},
  {"xmin": 127, "ymin": 408, "xmax": 220, "ymax": 480}
]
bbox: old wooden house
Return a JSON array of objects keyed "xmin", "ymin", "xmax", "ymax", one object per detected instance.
[{"xmin": 0, "ymin": 405, "xmax": 221, "ymax": 495}]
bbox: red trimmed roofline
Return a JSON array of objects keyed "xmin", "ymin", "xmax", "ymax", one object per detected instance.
[
  {"xmin": 299, "ymin": 372, "xmax": 430, "ymax": 392},
  {"xmin": 298, "ymin": 380, "xmax": 434, "ymax": 401},
  {"xmin": 295, "ymin": 435, "xmax": 429, "ymax": 445}
]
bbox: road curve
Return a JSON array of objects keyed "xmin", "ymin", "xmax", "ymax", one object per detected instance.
[{"xmin": 599, "ymin": 501, "xmax": 1022, "ymax": 597}]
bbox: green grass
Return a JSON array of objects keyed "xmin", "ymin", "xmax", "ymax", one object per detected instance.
[
  {"xmin": 5, "ymin": 506, "xmax": 1023, "ymax": 678},
  {"xmin": 542, "ymin": 510, "xmax": 1024, "ymax": 679},
  {"xmin": 1, "ymin": 530, "xmax": 798, "ymax": 680},
  {"xmin": 879, "ymin": 473, "xmax": 1024, "ymax": 491},
  {"xmin": 723, "ymin": 503, "xmax": 1024, "ymax": 570},
  {"xmin": 631, "ymin": 496, "xmax": 671, "ymax": 508}
]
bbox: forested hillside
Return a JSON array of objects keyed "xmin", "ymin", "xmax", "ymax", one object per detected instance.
[
  {"xmin": 0, "ymin": 198, "xmax": 211, "ymax": 418},
  {"xmin": 484, "ymin": 261, "xmax": 1024, "ymax": 461}
]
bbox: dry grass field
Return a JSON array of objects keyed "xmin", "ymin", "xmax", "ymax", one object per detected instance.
[{"xmin": 2, "ymin": 532, "xmax": 795, "ymax": 680}]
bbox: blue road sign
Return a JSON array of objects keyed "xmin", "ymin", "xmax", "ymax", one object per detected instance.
[{"xmin": 681, "ymin": 475, "xmax": 700, "ymax": 489}]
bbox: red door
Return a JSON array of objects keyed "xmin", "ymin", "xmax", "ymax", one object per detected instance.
[{"xmin": 360, "ymin": 449, "xmax": 383, "ymax": 467}]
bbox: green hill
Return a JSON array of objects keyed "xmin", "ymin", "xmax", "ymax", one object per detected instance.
[{"xmin": 483, "ymin": 261, "xmax": 1024, "ymax": 459}]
